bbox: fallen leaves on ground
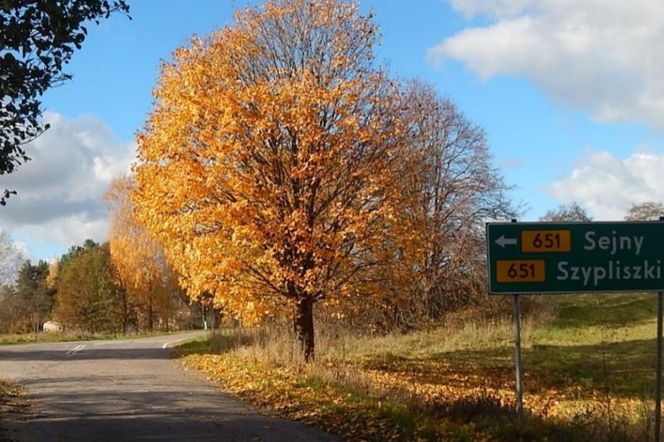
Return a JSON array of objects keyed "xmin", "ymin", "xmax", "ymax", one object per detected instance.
[
  {"xmin": 180, "ymin": 349, "xmax": 652, "ymax": 441},
  {"xmin": 0, "ymin": 379, "xmax": 30, "ymax": 418},
  {"xmin": 181, "ymin": 353, "xmax": 494, "ymax": 441}
]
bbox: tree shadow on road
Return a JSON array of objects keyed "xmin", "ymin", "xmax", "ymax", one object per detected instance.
[
  {"xmin": 5, "ymin": 387, "xmax": 335, "ymax": 441},
  {"xmin": 0, "ymin": 347, "xmax": 170, "ymax": 362}
]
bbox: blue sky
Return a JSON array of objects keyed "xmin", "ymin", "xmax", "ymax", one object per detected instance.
[{"xmin": 3, "ymin": 0, "xmax": 664, "ymax": 261}]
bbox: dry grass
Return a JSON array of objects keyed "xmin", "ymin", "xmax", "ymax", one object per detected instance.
[
  {"xmin": 178, "ymin": 295, "xmax": 660, "ymax": 441},
  {"xmin": 0, "ymin": 329, "xmax": 189, "ymax": 346}
]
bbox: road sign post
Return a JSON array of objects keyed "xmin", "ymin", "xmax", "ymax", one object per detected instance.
[
  {"xmin": 513, "ymin": 293, "xmax": 523, "ymax": 423},
  {"xmin": 508, "ymin": 219, "xmax": 524, "ymax": 423},
  {"xmin": 657, "ymin": 291, "xmax": 663, "ymax": 442},
  {"xmin": 486, "ymin": 221, "xmax": 664, "ymax": 436}
]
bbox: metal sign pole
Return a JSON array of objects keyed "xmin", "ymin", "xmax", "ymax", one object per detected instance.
[
  {"xmin": 508, "ymin": 218, "xmax": 524, "ymax": 423},
  {"xmin": 657, "ymin": 291, "xmax": 663, "ymax": 442},
  {"xmin": 514, "ymin": 293, "xmax": 524, "ymax": 423},
  {"xmin": 657, "ymin": 216, "xmax": 664, "ymax": 442}
]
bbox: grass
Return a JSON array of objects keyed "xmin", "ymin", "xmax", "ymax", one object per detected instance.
[
  {"xmin": 0, "ymin": 329, "xmax": 191, "ymax": 346},
  {"xmin": 177, "ymin": 293, "xmax": 662, "ymax": 441}
]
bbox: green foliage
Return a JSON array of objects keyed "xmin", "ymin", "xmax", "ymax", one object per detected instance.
[
  {"xmin": 55, "ymin": 241, "xmax": 124, "ymax": 333},
  {"xmin": 0, "ymin": 0, "xmax": 130, "ymax": 204},
  {"xmin": 56, "ymin": 238, "xmax": 99, "ymax": 275},
  {"xmin": 0, "ymin": 259, "xmax": 54, "ymax": 333},
  {"xmin": 15, "ymin": 260, "xmax": 54, "ymax": 331}
]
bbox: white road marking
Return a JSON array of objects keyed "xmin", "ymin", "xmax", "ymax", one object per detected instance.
[
  {"xmin": 65, "ymin": 344, "xmax": 86, "ymax": 355},
  {"xmin": 162, "ymin": 337, "xmax": 194, "ymax": 349}
]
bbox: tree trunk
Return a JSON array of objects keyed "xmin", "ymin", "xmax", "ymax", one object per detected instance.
[
  {"xmin": 211, "ymin": 307, "xmax": 216, "ymax": 336},
  {"xmin": 148, "ymin": 292, "xmax": 154, "ymax": 333},
  {"xmin": 122, "ymin": 291, "xmax": 128, "ymax": 335},
  {"xmin": 293, "ymin": 296, "xmax": 315, "ymax": 362}
]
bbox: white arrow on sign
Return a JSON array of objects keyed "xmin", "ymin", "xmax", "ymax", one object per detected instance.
[{"xmin": 495, "ymin": 235, "xmax": 517, "ymax": 248}]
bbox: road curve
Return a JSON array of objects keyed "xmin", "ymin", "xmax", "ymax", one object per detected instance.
[{"xmin": 0, "ymin": 332, "xmax": 336, "ymax": 441}]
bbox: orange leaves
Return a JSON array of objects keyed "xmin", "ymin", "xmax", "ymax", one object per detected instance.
[
  {"xmin": 181, "ymin": 352, "xmax": 421, "ymax": 441},
  {"xmin": 185, "ymin": 342, "xmax": 628, "ymax": 440},
  {"xmin": 180, "ymin": 342, "xmax": 507, "ymax": 441},
  {"xmin": 106, "ymin": 176, "xmax": 180, "ymax": 329},
  {"xmin": 130, "ymin": 0, "xmax": 427, "ymax": 328}
]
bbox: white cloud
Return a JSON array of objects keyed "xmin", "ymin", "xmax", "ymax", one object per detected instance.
[
  {"xmin": 449, "ymin": 0, "xmax": 536, "ymax": 19},
  {"xmin": 549, "ymin": 150, "xmax": 664, "ymax": 220},
  {"xmin": 430, "ymin": 0, "xmax": 664, "ymax": 128},
  {"xmin": 0, "ymin": 112, "xmax": 135, "ymax": 256}
]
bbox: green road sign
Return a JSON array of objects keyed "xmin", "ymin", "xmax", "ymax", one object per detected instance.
[{"xmin": 486, "ymin": 221, "xmax": 664, "ymax": 294}]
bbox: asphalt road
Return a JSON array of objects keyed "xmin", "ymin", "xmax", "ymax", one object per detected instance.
[{"xmin": 0, "ymin": 332, "xmax": 337, "ymax": 441}]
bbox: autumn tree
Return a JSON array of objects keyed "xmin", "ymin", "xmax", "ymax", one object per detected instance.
[
  {"xmin": 0, "ymin": 230, "xmax": 25, "ymax": 286},
  {"xmin": 0, "ymin": 0, "xmax": 130, "ymax": 204},
  {"xmin": 0, "ymin": 260, "xmax": 53, "ymax": 333},
  {"xmin": 14, "ymin": 260, "xmax": 54, "ymax": 332},
  {"xmin": 55, "ymin": 240, "xmax": 123, "ymax": 333},
  {"xmin": 540, "ymin": 202, "xmax": 591, "ymax": 222},
  {"xmin": 624, "ymin": 201, "xmax": 664, "ymax": 221},
  {"xmin": 106, "ymin": 176, "xmax": 181, "ymax": 333},
  {"xmin": 45, "ymin": 258, "xmax": 58, "ymax": 288},
  {"xmin": 0, "ymin": 285, "xmax": 20, "ymax": 333},
  {"xmin": 132, "ymin": 0, "xmax": 418, "ymax": 360},
  {"xmin": 339, "ymin": 82, "xmax": 518, "ymax": 332},
  {"xmin": 398, "ymin": 82, "xmax": 514, "ymax": 325}
]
